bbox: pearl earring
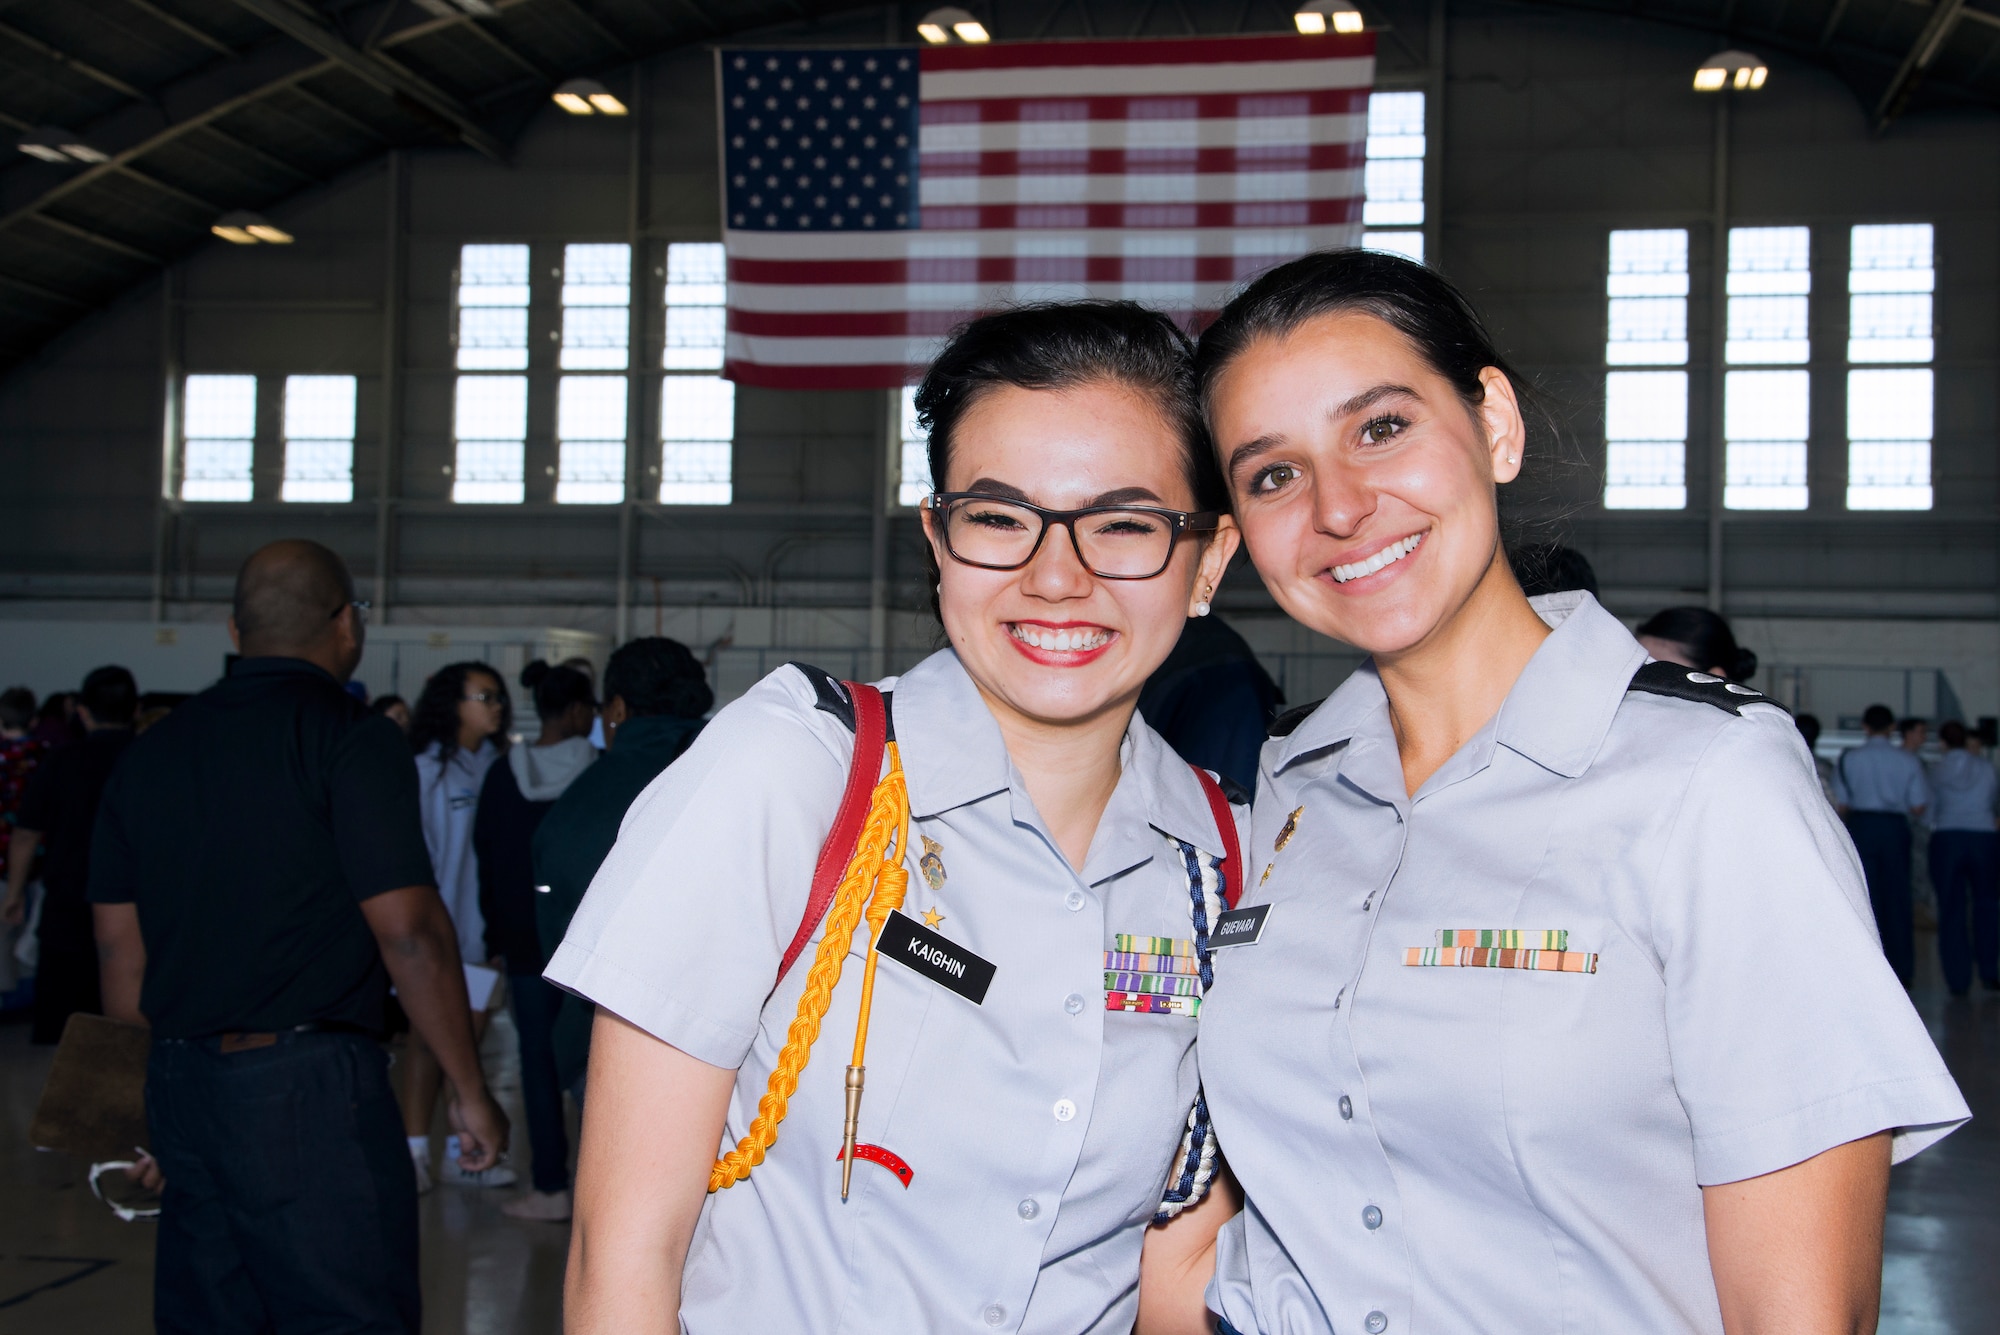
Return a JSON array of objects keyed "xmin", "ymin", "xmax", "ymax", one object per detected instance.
[
  {"xmin": 1506, "ymin": 454, "xmax": 1518, "ymax": 464},
  {"xmin": 1194, "ymin": 589, "xmax": 1212, "ymax": 617}
]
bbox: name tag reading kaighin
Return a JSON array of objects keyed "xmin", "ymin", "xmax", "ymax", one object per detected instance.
[{"xmin": 876, "ymin": 909, "xmax": 995, "ymax": 1005}]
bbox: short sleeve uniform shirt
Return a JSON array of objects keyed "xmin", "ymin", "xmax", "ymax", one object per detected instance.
[
  {"xmin": 1199, "ymin": 593, "xmax": 1968, "ymax": 1335},
  {"xmin": 547, "ymin": 649, "xmax": 1241, "ymax": 1335}
]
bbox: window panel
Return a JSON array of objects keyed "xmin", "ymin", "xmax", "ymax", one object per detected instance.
[
  {"xmin": 898, "ymin": 385, "xmax": 933, "ymax": 507},
  {"xmin": 457, "ymin": 244, "xmax": 529, "ymax": 370},
  {"xmin": 453, "ymin": 375, "xmax": 526, "ymax": 504},
  {"xmin": 282, "ymin": 374, "xmax": 355, "ymax": 502},
  {"xmin": 1847, "ymin": 226, "xmax": 1932, "ymax": 510},
  {"xmin": 1725, "ymin": 295, "xmax": 1809, "ymax": 364},
  {"xmin": 558, "ymin": 374, "xmax": 628, "ymax": 505},
  {"xmin": 1362, "ymin": 230, "xmax": 1424, "ymax": 262},
  {"xmin": 1604, "ymin": 232, "xmax": 1689, "ymax": 509},
  {"xmin": 182, "ymin": 374, "xmax": 255, "ymax": 501},
  {"xmin": 665, "ymin": 241, "xmax": 727, "ymax": 370},
  {"xmin": 1362, "ymin": 92, "xmax": 1424, "ymax": 231},
  {"xmin": 561, "ymin": 242, "xmax": 629, "ymax": 371},
  {"xmin": 1724, "ymin": 369, "xmax": 1809, "ymax": 510},
  {"xmin": 660, "ymin": 374, "xmax": 734, "ymax": 504},
  {"xmin": 1726, "ymin": 227, "xmax": 1810, "ymax": 366}
]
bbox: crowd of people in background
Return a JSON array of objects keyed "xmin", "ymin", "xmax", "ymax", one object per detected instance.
[{"xmin": 0, "ymin": 533, "xmax": 1993, "ymax": 1328}]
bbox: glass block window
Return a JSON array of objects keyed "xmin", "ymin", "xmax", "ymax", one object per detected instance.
[
  {"xmin": 665, "ymin": 242, "xmax": 727, "ymax": 371},
  {"xmin": 282, "ymin": 375, "xmax": 355, "ymax": 502},
  {"xmin": 1603, "ymin": 230, "xmax": 1688, "ymax": 509},
  {"xmin": 1361, "ymin": 90, "xmax": 1424, "ymax": 261},
  {"xmin": 561, "ymin": 243, "xmax": 630, "ymax": 371},
  {"xmin": 453, "ymin": 375, "xmax": 526, "ymax": 504},
  {"xmin": 1724, "ymin": 369, "xmax": 1809, "ymax": 510},
  {"xmin": 1848, "ymin": 225, "xmax": 1933, "ymax": 510},
  {"xmin": 456, "ymin": 243, "xmax": 529, "ymax": 371},
  {"xmin": 1848, "ymin": 368, "xmax": 1932, "ymax": 510},
  {"xmin": 660, "ymin": 375, "xmax": 734, "ymax": 504},
  {"xmin": 557, "ymin": 376, "xmax": 626, "ymax": 504},
  {"xmin": 1724, "ymin": 227, "xmax": 1811, "ymax": 510},
  {"xmin": 1604, "ymin": 371, "xmax": 1688, "ymax": 510},
  {"xmin": 182, "ymin": 374, "xmax": 256, "ymax": 501},
  {"xmin": 898, "ymin": 385, "xmax": 933, "ymax": 508}
]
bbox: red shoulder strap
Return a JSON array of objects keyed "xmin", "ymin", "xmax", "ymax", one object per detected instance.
[
  {"xmin": 778, "ymin": 682, "xmax": 887, "ymax": 984},
  {"xmin": 1189, "ymin": 765, "xmax": 1243, "ymax": 910}
]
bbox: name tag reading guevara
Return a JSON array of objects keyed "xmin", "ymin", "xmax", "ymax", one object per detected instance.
[
  {"xmin": 877, "ymin": 909, "xmax": 995, "ymax": 1005},
  {"xmin": 1209, "ymin": 904, "xmax": 1271, "ymax": 948}
]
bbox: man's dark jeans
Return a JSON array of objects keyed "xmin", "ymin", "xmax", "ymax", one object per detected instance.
[
  {"xmin": 1847, "ymin": 810, "xmax": 1914, "ymax": 983},
  {"xmin": 148, "ymin": 1029, "xmax": 418, "ymax": 1334},
  {"xmin": 509, "ymin": 972, "xmax": 570, "ymax": 1193}
]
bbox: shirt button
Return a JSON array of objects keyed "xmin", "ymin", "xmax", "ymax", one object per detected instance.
[
  {"xmin": 1366, "ymin": 1312, "xmax": 1389, "ymax": 1334},
  {"xmin": 1017, "ymin": 1198, "xmax": 1039, "ymax": 1220},
  {"xmin": 1064, "ymin": 889, "xmax": 1085, "ymax": 912},
  {"xmin": 1362, "ymin": 1204, "xmax": 1383, "ymax": 1230},
  {"xmin": 1064, "ymin": 993, "xmax": 1085, "ymax": 1015},
  {"xmin": 1052, "ymin": 1098, "xmax": 1077, "ymax": 1122},
  {"xmin": 1339, "ymin": 1095, "xmax": 1354, "ymax": 1121},
  {"xmin": 983, "ymin": 1303, "xmax": 1007, "ymax": 1327}
]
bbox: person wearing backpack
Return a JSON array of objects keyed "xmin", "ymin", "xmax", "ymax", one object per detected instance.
[{"xmin": 549, "ymin": 303, "xmax": 1247, "ymax": 1334}]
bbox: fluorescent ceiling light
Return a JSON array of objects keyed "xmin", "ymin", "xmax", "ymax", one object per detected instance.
[
  {"xmin": 587, "ymin": 92, "xmax": 627, "ymax": 115},
  {"xmin": 1295, "ymin": 1, "xmax": 1364, "ymax": 34},
  {"xmin": 213, "ymin": 211, "xmax": 291, "ymax": 245},
  {"xmin": 1695, "ymin": 50, "xmax": 1768, "ymax": 92},
  {"xmin": 554, "ymin": 78, "xmax": 612, "ymax": 115},
  {"xmin": 920, "ymin": 7, "xmax": 982, "ymax": 43},
  {"xmin": 17, "ymin": 125, "xmax": 104, "ymax": 164}
]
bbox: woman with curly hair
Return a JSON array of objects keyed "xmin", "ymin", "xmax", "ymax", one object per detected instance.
[{"xmin": 403, "ymin": 660, "xmax": 512, "ymax": 1191}]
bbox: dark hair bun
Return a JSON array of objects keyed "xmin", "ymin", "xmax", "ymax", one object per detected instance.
[
  {"xmin": 1732, "ymin": 648, "xmax": 1759, "ymax": 682},
  {"xmin": 520, "ymin": 659, "xmax": 550, "ymax": 690}
]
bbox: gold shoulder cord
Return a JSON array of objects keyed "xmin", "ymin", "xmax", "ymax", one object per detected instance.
[{"xmin": 709, "ymin": 741, "xmax": 911, "ymax": 1197}]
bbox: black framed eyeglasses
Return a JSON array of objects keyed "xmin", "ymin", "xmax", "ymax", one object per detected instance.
[
  {"xmin": 330, "ymin": 599, "xmax": 371, "ymax": 622},
  {"xmin": 927, "ymin": 491, "xmax": 1220, "ymax": 580}
]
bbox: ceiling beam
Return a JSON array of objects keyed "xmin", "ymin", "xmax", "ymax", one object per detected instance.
[
  {"xmin": 224, "ymin": 0, "xmax": 508, "ymax": 160},
  {"xmin": 1962, "ymin": 6, "xmax": 2000, "ymax": 32},
  {"xmin": 1875, "ymin": 0, "xmax": 1969, "ymax": 129},
  {"xmin": 284, "ymin": 83, "xmax": 392, "ymax": 142},
  {"xmin": 0, "ymin": 17, "xmax": 153, "ymax": 104},
  {"xmin": 202, "ymin": 123, "xmax": 318, "ymax": 184},
  {"xmin": 30, "ymin": 210, "xmax": 163, "ymax": 264},
  {"xmin": 0, "ymin": 267, "xmax": 88, "ymax": 306},
  {"xmin": 123, "ymin": 0, "xmax": 238, "ymax": 57}
]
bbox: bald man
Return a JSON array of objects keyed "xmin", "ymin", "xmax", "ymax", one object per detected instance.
[{"xmin": 90, "ymin": 539, "xmax": 507, "ymax": 1335}]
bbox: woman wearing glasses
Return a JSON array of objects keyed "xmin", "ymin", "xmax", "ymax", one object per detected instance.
[{"xmin": 551, "ymin": 302, "xmax": 1244, "ymax": 1334}]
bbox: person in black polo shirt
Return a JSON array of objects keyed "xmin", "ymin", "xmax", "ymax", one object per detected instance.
[{"xmin": 90, "ymin": 539, "xmax": 509, "ymax": 1335}]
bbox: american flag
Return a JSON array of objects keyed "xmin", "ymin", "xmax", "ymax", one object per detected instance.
[{"xmin": 717, "ymin": 33, "xmax": 1376, "ymax": 389}]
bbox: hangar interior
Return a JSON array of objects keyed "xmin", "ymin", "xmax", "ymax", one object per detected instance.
[{"xmin": 0, "ymin": 0, "xmax": 1997, "ymax": 1331}]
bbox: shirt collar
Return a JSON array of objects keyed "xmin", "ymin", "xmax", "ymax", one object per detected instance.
[
  {"xmin": 1273, "ymin": 591, "xmax": 1646, "ymax": 783},
  {"xmin": 228, "ymin": 655, "xmax": 342, "ymax": 687},
  {"xmin": 889, "ymin": 648, "xmax": 1231, "ymax": 868}
]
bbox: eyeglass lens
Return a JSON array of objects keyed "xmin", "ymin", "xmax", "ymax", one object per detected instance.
[{"xmin": 943, "ymin": 497, "xmax": 1176, "ymax": 578}]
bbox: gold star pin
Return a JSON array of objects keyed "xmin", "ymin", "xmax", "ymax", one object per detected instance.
[{"xmin": 922, "ymin": 905, "xmax": 946, "ymax": 929}]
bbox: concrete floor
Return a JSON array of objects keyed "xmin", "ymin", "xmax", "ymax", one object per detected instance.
[{"xmin": 1, "ymin": 940, "xmax": 1995, "ymax": 1334}]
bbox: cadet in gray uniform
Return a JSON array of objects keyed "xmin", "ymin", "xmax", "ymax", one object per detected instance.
[
  {"xmin": 548, "ymin": 303, "xmax": 1245, "ymax": 1334},
  {"xmin": 1184, "ymin": 250, "xmax": 1968, "ymax": 1335}
]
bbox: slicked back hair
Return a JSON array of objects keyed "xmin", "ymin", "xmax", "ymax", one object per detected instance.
[
  {"xmin": 1194, "ymin": 248, "xmax": 1533, "ymax": 434},
  {"xmin": 915, "ymin": 300, "xmax": 1226, "ymax": 515},
  {"xmin": 233, "ymin": 539, "xmax": 355, "ymax": 656}
]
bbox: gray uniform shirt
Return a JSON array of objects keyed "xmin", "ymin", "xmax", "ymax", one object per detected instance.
[
  {"xmin": 547, "ymin": 649, "xmax": 1241, "ymax": 1335},
  {"xmin": 1829, "ymin": 735, "xmax": 1931, "ymax": 815},
  {"xmin": 1200, "ymin": 593, "xmax": 1968, "ymax": 1335},
  {"xmin": 1928, "ymin": 749, "xmax": 1998, "ymax": 831}
]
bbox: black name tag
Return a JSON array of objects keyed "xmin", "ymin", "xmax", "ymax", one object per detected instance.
[
  {"xmin": 1209, "ymin": 904, "xmax": 1270, "ymax": 948},
  {"xmin": 876, "ymin": 910, "xmax": 995, "ymax": 1005}
]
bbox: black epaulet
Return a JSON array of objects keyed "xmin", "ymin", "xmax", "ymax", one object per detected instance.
[
  {"xmin": 1626, "ymin": 660, "xmax": 1785, "ymax": 716},
  {"xmin": 789, "ymin": 661, "xmax": 856, "ymax": 732},
  {"xmin": 788, "ymin": 662, "xmax": 895, "ymax": 740},
  {"xmin": 1268, "ymin": 699, "xmax": 1323, "ymax": 739},
  {"xmin": 1214, "ymin": 772, "xmax": 1253, "ymax": 806}
]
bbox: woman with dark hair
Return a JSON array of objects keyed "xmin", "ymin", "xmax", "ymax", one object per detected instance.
[
  {"xmin": 552, "ymin": 302, "xmax": 1245, "ymax": 1333},
  {"xmin": 369, "ymin": 692, "xmax": 412, "ymax": 733},
  {"xmin": 1637, "ymin": 606, "xmax": 1758, "ymax": 683},
  {"xmin": 1176, "ymin": 249, "xmax": 1965, "ymax": 1335},
  {"xmin": 475, "ymin": 661, "xmax": 598, "ymax": 1220},
  {"xmin": 403, "ymin": 660, "xmax": 512, "ymax": 1191}
]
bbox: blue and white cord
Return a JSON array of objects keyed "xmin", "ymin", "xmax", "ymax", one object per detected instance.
[{"xmin": 1154, "ymin": 837, "xmax": 1226, "ymax": 1222}]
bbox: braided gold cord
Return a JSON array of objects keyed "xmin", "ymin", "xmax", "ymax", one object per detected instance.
[{"xmin": 709, "ymin": 744, "xmax": 909, "ymax": 1192}]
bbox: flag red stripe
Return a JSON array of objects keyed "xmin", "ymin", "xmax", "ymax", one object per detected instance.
[
  {"xmin": 919, "ymin": 143, "xmax": 1363, "ymax": 176},
  {"xmin": 920, "ymin": 88, "xmax": 1368, "ymax": 123},
  {"xmin": 728, "ymin": 253, "xmax": 1341, "ymax": 286},
  {"xmin": 914, "ymin": 199, "xmax": 1362, "ymax": 230},
  {"xmin": 920, "ymin": 33, "xmax": 1373, "ymax": 71},
  {"xmin": 726, "ymin": 360, "xmax": 924, "ymax": 389},
  {"xmin": 729, "ymin": 308, "xmax": 968, "ymax": 337}
]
